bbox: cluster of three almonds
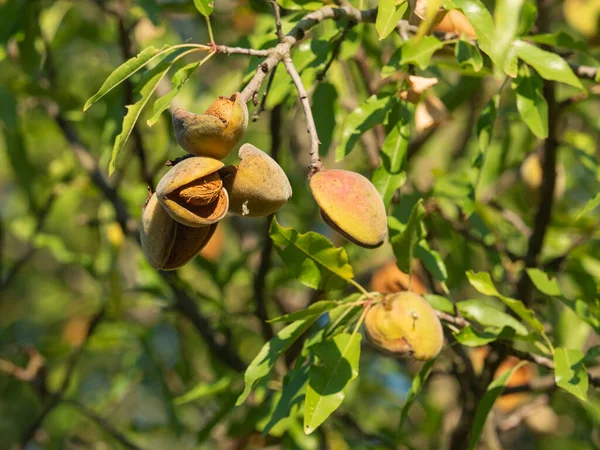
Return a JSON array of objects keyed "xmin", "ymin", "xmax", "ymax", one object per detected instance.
[{"xmin": 141, "ymin": 93, "xmax": 292, "ymax": 270}]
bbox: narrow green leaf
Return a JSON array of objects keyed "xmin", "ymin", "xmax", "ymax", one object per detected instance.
[
  {"xmin": 312, "ymin": 83, "xmax": 338, "ymax": 156},
  {"xmin": 276, "ymin": 0, "xmax": 324, "ymax": 10},
  {"xmin": 554, "ymin": 348, "xmax": 588, "ymax": 401},
  {"xmin": 237, "ymin": 318, "xmax": 318, "ymax": 406},
  {"xmin": 304, "ymin": 333, "xmax": 361, "ymax": 434},
  {"xmin": 390, "ymin": 199, "xmax": 426, "ymax": 274},
  {"xmin": 527, "ymin": 32, "xmax": 587, "ymax": 51},
  {"xmin": 454, "ymin": 325, "xmax": 517, "ymax": 346},
  {"xmin": 147, "ymin": 60, "xmax": 202, "ymax": 127},
  {"xmin": 108, "ymin": 56, "xmax": 175, "ymax": 175},
  {"xmin": 335, "ymin": 94, "xmax": 393, "ymax": 161},
  {"xmin": 376, "ymin": 0, "xmax": 408, "ymax": 40},
  {"xmin": 577, "ymin": 193, "xmax": 600, "ymax": 220},
  {"xmin": 371, "ymin": 100, "xmax": 410, "ymax": 206},
  {"xmin": 424, "ymin": 295, "xmax": 454, "ymax": 314},
  {"xmin": 444, "ymin": 0, "xmax": 496, "ymax": 63},
  {"xmin": 174, "ymin": 376, "xmax": 233, "ymax": 405},
  {"xmin": 193, "ymin": 0, "xmax": 214, "ymax": 16},
  {"xmin": 262, "ymin": 364, "xmax": 310, "ymax": 436},
  {"xmin": 268, "ymin": 300, "xmax": 342, "ymax": 323},
  {"xmin": 526, "ymin": 268, "xmax": 562, "ymax": 297},
  {"xmin": 513, "ymin": 64, "xmax": 548, "ymax": 139},
  {"xmin": 476, "ymin": 95, "xmax": 497, "ymax": 156},
  {"xmin": 493, "ymin": 0, "xmax": 524, "ymax": 73},
  {"xmin": 84, "ymin": 45, "xmax": 168, "ymax": 111},
  {"xmin": 398, "ymin": 359, "xmax": 435, "ymax": 432},
  {"xmin": 455, "ymin": 38, "xmax": 483, "ymax": 72},
  {"xmin": 466, "ymin": 271, "xmax": 545, "ymax": 334},
  {"xmin": 382, "ymin": 36, "xmax": 444, "ymax": 74},
  {"xmin": 469, "ymin": 361, "xmax": 528, "ymax": 449},
  {"xmin": 270, "ymin": 218, "xmax": 354, "ymax": 291},
  {"xmin": 457, "ymin": 300, "xmax": 529, "ymax": 335},
  {"xmin": 415, "ymin": 241, "xmax": 448, "ymax": 281},
  {"xmin": 513, "ymin": 39, "xmax": 584, "ymax": 89}
]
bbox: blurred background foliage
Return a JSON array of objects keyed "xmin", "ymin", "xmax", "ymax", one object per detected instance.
[{"xmin": 0, "ymin": 0, "xmax": 599, "ymax": 449}]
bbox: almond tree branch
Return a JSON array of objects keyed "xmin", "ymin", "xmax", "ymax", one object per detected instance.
[{"xmin": 282, "ymin": 55, "xmax": 323, "ymax": 174}]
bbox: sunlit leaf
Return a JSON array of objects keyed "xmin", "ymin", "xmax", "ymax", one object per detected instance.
[
  {"xmin": 382, "ymin": 36, "xmax": 444, "ymax": 74},
  {"xmin": 174, "ymin": 376, "xmax": 234, "ymax": 405},
  {"xmin": 444, "ymin": 0, "xmax": 496, "ymax": 63},
  {"xmin": 577, "ymin": 193, "xmax": 600, "ymax": 220},
  {"xmin": 526, "ymin": 268, "xmax": 562, "ymax": 297},
  {"xmin": 513, "ymin": 64, "xmax": 548, "ymax": 139},
  {"xmin": 554, "ymin": 347, "xmax": 588, "ymax": 401},
  {"xmin": 193, "ymin": 0, "xmax": 214, "ymax": 16},
  {"xmin": 457, "ymin": 300, "xmax": 529, "ymax": 336},
  {"xmin": 455, "ymin": 38, "xmax": 483, "ymax": 72},
  {"xmin": 376, "ymin": 0, "xmax": 408, "ymax": 40}
]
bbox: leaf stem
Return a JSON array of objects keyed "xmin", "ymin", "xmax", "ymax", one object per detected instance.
[{"xmin": 205, "ymin": 15, "xmax": 215, "ymax": 45}]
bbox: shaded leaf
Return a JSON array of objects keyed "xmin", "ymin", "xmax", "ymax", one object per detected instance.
[
  {"xmin": 270, "ymin": 218, "xmax": 354, "ymax": 291},
  {"xmin": 268, "ymin": 300, "xmax": 342, "ymax": 323},
  {"xmin": 554, "ymin": 347, "xmax": 588, "ymax": 401},
  {"xmin": 513, "ymin": 39, "xmax": 584, "ymax": 89},
  {"xmin": 174, "ymin": 376, "xmax": 234, "ymax": 405},
  {"xmin": 577, "ymin": 193, "xmax": 600, "ymax": 220},
  {"xmin": 493, "ymin": 0, "xmax": 524, "ymax": 72},
  {"xmin": 382, "ymin": 36, "xmax": 444, "ymax": 74},
  {"xmin": 398, "ymin": 359, "xmax": 435, "ymax": 433},
  {"xmin": 476, "ymin": 95, "xmax": 497, "ymax": 156},
  {"xmin": 237, "ymin": 318, "xmax": 318, "ymax": 406},
  {"xmin": 469, "ymin": 361, "xmax": 528, "ymax": 449},
  {"xmin": 390, "ymin": 199, "xmax": 426, "ymax": 274},
  {"xmin": 415, "ymin": 241, "xmax": 448, "ymax": 281},
  {"xmin": 513, "ymin": 64, "xmax": 548, "ymax": 139},
  {"xmin": 312, "ymin": 82, "xmax": 338, "ymax": 156},
  {"xmin": 304, "ymin": 333, "xmax": 361, "ymax": 434},
  {"xmin": 527, "ymin": 32, "xmax": 587, "ymax": 51},
  {"xmin": 455, "ymin": 38, "xmax": 483, "ymax": 72}
]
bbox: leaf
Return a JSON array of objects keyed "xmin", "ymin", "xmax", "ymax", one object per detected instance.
[
  {"xmin": 174, "ymin": 376, "xmax": 233, "ymax": 405},
  {"xmin": 398, "ymin": 359, "xmax": 435, "ymax": 433},
  {"xmin": 304, "ymin": 333, "xmax": 361, "ymax": 434},
  {"xmin": 466, "ymin": 271, "xmax": 545, "ymax": 334},
  {"xmin": 236, "ymin": 318, "xmax": 318, "ymax": 406},
  {"xmin": 554, "ymin": 348, "xmax": 588, "ymax": 401},
  {"xmin": 312, "ymin": 83, "xmax": 338, "ymax": 156},
  {"xmin": 475, "ymin": 95, "xmax": 497, "ymax": 156},
  {"xmin": 513, "ymin": 40, "xmax": 584, "ymax": 89},
  {"xmin": 577, "ymin": 193, "xmax": 600, "ymax": 220},
  {"xmin": 270, "ymin": 218, "xmax": 354, "ymax": 291},
  {"xmin": 147, "ymin": 60, "xmax": 202, "ymax": 127},
  {"xmin": 457, "ymin": 300, "xmax": 529, "ymax": 335},
  {"xmin": 262, "ymin": 364, "xmax": 310, "ymax": 436},
  {"xmin": 335, "ymin": 94, "xmax": 393, "ymax": 161},
  {"xmin": 84, "ymin": 45, "xmax": 169, "ymax": 111},
  {"xmin": 527, "ymin": 32, "xmax": 587, "ymax": 51},
  {"xmin": 468, "ymin": 361, "xmax": 528, "ymax": 449},
  {"xmin": 371, "ymin": 100, "xmax": 410, "ymax": 206},
  {"xmin": 193, "ymin": 0, "xmax": 214, "ymax": 16},
  {"xmin": 424, "ymin": 294, "xmax": 454, "ymax": 314},
  {"xmin": 454, "ymin": 38, "xmax": 483, "ymax": 72},
  {"xmin": 454, "ymin": 325, "xmax": 518, "ymax": 346},
  {"xmin": 276, "ymin": 0, "xmax": 324, "ymax": 10},
  {"xmin": 268, "ymin": 300, "xmax": 342, "ymax": 323},
  {"xmin": 493, "ymin": 0, "xmax": 524, "ymax": 73},
  {"xmin": 390, "ymin": 199, "xmax": 426, "ymax": 274},
  {"xmin": 382, "ymin": 36, "xmax": 444, "ymax": 74},
  {"xmin": 415, "ymin": 241, "xmax": 448, "ymax": 281},
  {"xmin": 444, "ymin": 0, "xmax": 496, "ymax": 63},
  {"xmin": 108, "ymin": 55, "xmax": 175, "ymax": 175},
  {"xmin": 584, "ymin": 346, "xmax": 600, "ymax": 365},
  {"xmin": 513, "ymin": 64, "xmax": 548, "ymax": 139},
  {"xmin": 376, "ymin": 0, "xmax": 408, "ymax": 40},
  {"xmin": 526, "ymin": 268, "xmax": 562, "ymax": 297}
]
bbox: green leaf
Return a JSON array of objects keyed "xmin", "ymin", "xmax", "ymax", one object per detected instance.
[
  {"xmin": 398, "ymin": 359, "xmax": 435, "ymax": 433},
  {"xmin": 84, "ymin": 45, "xmax": 169, "ymax": 111},
  {"xmin": 236, "ymin": 318, "xmax": 318, "ymax": 406},
  {"xmin": 376, "ymin": 0, "xmax": 408, "ymax": 40},
  {"xmin": 108, "ymin": 55, "xmax": 175, "ymax": 175},
  {"xmin": 577, "ymin": 193, "xmax": 600, "ymax": 220},
  {"xmin": 424, "ymin": 295, "xmax": 454, "ymax": 314},
  {"xmin": 193, "ymin": 0, "xmax": 214, "ymax": 16},
  {"xmin": 444, "ymin": 0, "xmax": 496, "ymax": 63},
  {"xmin": 513, "ymin": 64, "xmax": 548, "ymax": 139},
  {"xmin": 554, "ymin": 348, "xmax": 588, "ymax": 401},
  {"xmin": 513, "ymin": 40, "xmax": 584, "ymax": 89},
  {"xmin": 304, "ymin": 333, "xmax": 361, "ymax": 434},
  {"xmin": 268, "ymin": 300, "xmax": 342, "ymax": 323},
  {"xmin": 371, "ymin": 100, "xmax": 410, "ymax": 206},
  {"xmin": 527, "ymin": 32, "xmax": 587, "ymax": 51},
  {"xmin": 147, "ymin": 60, "xmax": 202, "ymax": 127},
  {"xmin": 584, "ymin": 346, "xmax": 600, "ymax": 365},
  {"xmin": 270, "ymin": 218, "xmax": 354, "ymax": 291},
  {"xmin": 455, "ymin": 38, "xmax": 483, "ymax": 72},
  {"xmin": 276, "ymin": 0, "xmax": 324, "ymax": 10},
  {"xmin": 476, "ymin": 95, "xmax": 497, "ymax": 156},
  {"xmin": 262, "ymin": 364, "xmax": 310, "ymax": 436},
  {"xmin": 454, "ymin": 325, "xmax": 519, "ymax": 346},
  {"xmin": 312, "ymin": 83, "xmax": 338, "ymax": 156},
  {"xmin": 382, "ymin": 36, "xmax": 444, "ymax": 74},
  {"xmin": 457, "ymin": 300, "xmax": 529, "ymax": 336},
  {"xmin": 335, "ymin": 93, "xmax": 393, "ymax": 161},
  {"xmin": 493, "ymin": 0, "xmax": 524, "ymax": 73},
  {"xmin": 469, "ymin": 361, "xmax": 528, "ymax": 449},
  {"xmin": 390, "ymin": 199, "xmax": 426, "ymax": 274},
  {"xmin": 415, "ymin": 241, "xmax": 448, "ymax": 281},
  {"xmin": 174, "ymin": 376, "xmax": 234, "ymax": 405},
  {"xmin": 526, "ymin": 268, "xmax": 562, "ymax": 296},
  {"xmin": 466, "ymin": 271, "xmax": 545, "ymax": 334}
]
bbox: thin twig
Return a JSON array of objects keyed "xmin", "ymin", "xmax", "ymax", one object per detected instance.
[
  {"xmin": 252, "ymin": 68, "xmax": 278, "ymax": 122},
  {"xmin": 270, "ymin": 0, "xmax": 285, "ymax": 42},
  {"xmin": 215, "ymin": 46, "xmax": 270, "ymax": 57},
  {"xmin": 282, "ymin": 55, "xmax": 323, "ymax": 174}
]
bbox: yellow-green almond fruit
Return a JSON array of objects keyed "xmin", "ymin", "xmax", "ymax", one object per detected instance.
[
  {"xmin": 140, "ymin": 193, "xmax": 177, "ymax": 270},
  {"xmin": 163, "ymin": 222, "xmax": 218, "ymax": 270},
  {"xmin": 156, "ymin": 156, "xmax": 229, "ymax": 227},
  {"xmin": 364, "ymin": 292, "xmax": 444, "ymax": 360},
  {"xmin": 310, "ymin": 169, "xmax": 387, "ymax": 248},
  {"xmin": 520, "ymin": 153, "xmax": 566, "ymax": 200},
  {"xmin": 172, "ymin": 93, "xmax": 248, "ymax": 160},
  {"xmin": 223, "ymin": 143, "xmax": 292, "ymax": 217}
]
